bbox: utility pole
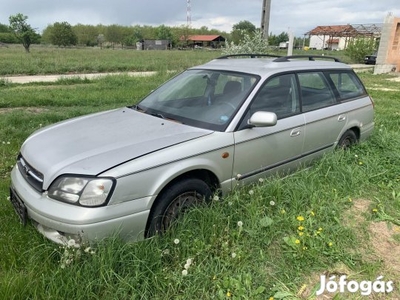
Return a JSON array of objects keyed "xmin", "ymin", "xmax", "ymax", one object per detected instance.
[{"xmin": 261, "ymin": 0, "xmax": 271, "ymax": 39}]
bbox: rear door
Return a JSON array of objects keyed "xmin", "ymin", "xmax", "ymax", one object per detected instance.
[
  {"xmin": 299, "ymin": 71, "xmax": 346, "ymax": 158},
  {"xmin": 300, "ymin": 70, "xmax": 370, "ymax": 159}
]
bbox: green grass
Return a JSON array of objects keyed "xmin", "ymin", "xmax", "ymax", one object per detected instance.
[
  {"xmin": 0, "ymin": 49, "xmax": 399, "ymax": 299},
  {"xmin": 0, "ymin": 45, "xmax": 222, "ymax": 76},
  {"xmin": 0, "ymin": 44, "xmax": 355, "ymax": 77}
]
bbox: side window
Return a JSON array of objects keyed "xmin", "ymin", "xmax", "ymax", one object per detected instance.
[
  {"xmin": 247, "ymin": 73, "xmax": 300, "ymax": 119},
  {"xmin": 327, "ymin": 71, "xmax": 366, "ymax": 100},
  {"xmin": 298, "ymin": 72, "xmax": 336, "ymax": 112}
]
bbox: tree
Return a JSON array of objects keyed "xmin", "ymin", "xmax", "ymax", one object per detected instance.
[
  {"xmin": 0, "ymin": 23, "xmax": 10, "ymax": 32},
  {"xmin": 267, "ymin": 32, "xmax": 289, "ymax": 46},
  {"xmin": 176, "ymin": 25, "xmax": 191, "ymax": 48},
  {"xmin": 73, "ymin": 24, "xmax": 99, "ymax": 46},
  {"xmin": 230, "ymin": 20, "xmax": 256, "ymax": 44},
  {"xmin": 106, "ymin": 24, "xmax": 125, "ymax": 49},
  {"xmin": 9, "ymin": 13, "xmax": 37, "ymax": 52},
  {"xmin": 276, "ymin": 32, "xmax": 289, "ymax": 44},
  {"xmin": 50, "ymin": 22, "xmax": 77, "ymax": 47},
  {"xmin": 156, "ymin": 25, "xmax": 173, "ymax": 41}
]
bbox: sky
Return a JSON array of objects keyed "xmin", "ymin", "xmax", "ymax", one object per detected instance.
[{"xmin": 1, "ymin": 0, "xmax": 399, "ymax": 36}]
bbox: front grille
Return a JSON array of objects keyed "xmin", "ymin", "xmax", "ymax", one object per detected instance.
[{"xmin": 17, "ymin": 154, "xmax": 44, "ymax": 192}]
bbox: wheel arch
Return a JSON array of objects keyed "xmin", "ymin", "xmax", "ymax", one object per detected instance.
[
  {"xmin": 144, "ymin": 168, "xmax": 220, "ymax": 234},
  {"xmin": 338, "ymin": 125, "xmax": 360, "ymax": 143},
  {"xmin": 347, "ymin": 126, "xmax": 360, "ymax": 140},
  {"xmin": 337, "ymin": 126, "xmax": 360, "ymax": 149}
]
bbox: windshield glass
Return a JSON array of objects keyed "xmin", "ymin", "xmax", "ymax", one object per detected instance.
[{"xmin": 136, "ymin": 69, "xmax": 259, "ymax": 131}]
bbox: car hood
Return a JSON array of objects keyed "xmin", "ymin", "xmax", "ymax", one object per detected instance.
[{"xmin": 21, "ymin": 108, "xmax": 212, "ymax": 188}]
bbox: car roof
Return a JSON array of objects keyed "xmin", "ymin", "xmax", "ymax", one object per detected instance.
[{"xmin": 192, "ymin": 54, "xmax": 352, "ymax": 76}]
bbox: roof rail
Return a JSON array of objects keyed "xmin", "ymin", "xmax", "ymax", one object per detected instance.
[
  {"xmin": 273, "ymin": 55, "xmax": 342, "ymax": 62},
  {"xmin": 217, "ymin": 54, "xmax": 281, "ymax": 59}
]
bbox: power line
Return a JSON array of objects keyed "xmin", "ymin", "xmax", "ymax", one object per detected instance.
[{"xmin": 187, "ymin": 0, "xmax": 192, "ymax": 27}]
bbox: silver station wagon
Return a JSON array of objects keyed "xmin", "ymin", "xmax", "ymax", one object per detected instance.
[{"xmin": 10, "ymin": 54, "xmax": 374, "ymax": 245}]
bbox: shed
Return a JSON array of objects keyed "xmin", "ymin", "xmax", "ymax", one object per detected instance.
[
  {"xmin": 138, "ymin": 39, "xmax": 171, "ymax": 50},
  {"xmin": 181, "ymin": 35, "xmax": 226, "ymax": 48}
]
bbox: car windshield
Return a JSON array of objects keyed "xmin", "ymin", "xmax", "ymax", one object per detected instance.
[{"xmin": 135, "ymin": 69, "xmax": 259, "ymax": 131}]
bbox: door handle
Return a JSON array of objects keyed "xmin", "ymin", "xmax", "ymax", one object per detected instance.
[
  {"xmin": 338, "ymin": 115, "xmax": 346, "ymax": 122},
  {"xmin": 290, "ymin": 128, "xmax": 301, "ymax": 137}
]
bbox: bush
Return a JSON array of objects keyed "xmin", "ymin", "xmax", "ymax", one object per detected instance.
[
  {"xmin": 0, "ymin": 32, "xmax": 18, "ymax": 44},
  {"xmin": 345, "ymin": 38, "xmax": 376, "ymax": 63},
  {"xmin": 223, "ymin": 30, "xmax": 269, "ymax": 55}
]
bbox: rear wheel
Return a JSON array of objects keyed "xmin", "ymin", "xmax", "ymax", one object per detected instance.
[
  {"xmin": 145, "ymin": 178, "xmax": 212, "ymax": 237},
  {"xmin": 337, "ymin": 130, "xmax": 358, "ymax": 149}
]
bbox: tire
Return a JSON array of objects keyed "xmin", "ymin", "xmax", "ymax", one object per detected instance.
[
  {"xmin": 337, "ymin": 130, "xmax": 358, "ymax": 149},
  {"xmin": 145, "ymin": 178, "xmax": 212, "ymax": 238}
]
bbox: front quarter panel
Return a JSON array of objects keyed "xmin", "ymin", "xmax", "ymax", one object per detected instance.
[{"xmin": 102, "ymin": 132, "xmax": 235, "ymax": 208}]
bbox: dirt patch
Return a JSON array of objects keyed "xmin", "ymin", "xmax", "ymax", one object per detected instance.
[
  {"xmin": 368, "ymin": 87, "xmax": 400, "ymax": 92},
  {"xmin": 0, "ymin": 107, "xmax": 49, "ymax": 114},
  {"xmin": 369, "ymin": 222, "xmax": 400, "ymax": 273},
  {"xmin": 388, "ymin": 76, "xmax": 400, "ymax": 82},
  {"xmin": 297, "ymin": 199, "xmax": 400, "ymax": 299}
]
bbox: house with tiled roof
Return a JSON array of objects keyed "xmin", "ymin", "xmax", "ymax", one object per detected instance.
[
  {"xmin": 305, "ymin": 24, "xmax": 382, "ymax": 50},
  {"xmin": 305, "ymin": 25, "xmax": 356, "ymax": 50},
  {"xmin": 180, "ymin": 35, "xmax": 226, "ymax": 48}
]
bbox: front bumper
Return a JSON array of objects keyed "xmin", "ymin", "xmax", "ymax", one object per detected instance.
[{"xmin": 10, "ymin": 166, "xmax": 150, "ymax": 245}]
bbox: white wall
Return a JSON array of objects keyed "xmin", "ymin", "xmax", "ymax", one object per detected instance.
[
  {"xmin": 309, "ymin": 35, "xmax": 327, "ymax": 50},
  {"xmin": 309, "ymin": 35, "xmax": 347, "ymax": 50}
]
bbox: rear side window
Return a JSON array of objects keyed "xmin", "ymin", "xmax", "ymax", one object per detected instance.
[
  {"xmin": 298, "ymin": 72, "xmax": 336, "ymax": 112},
  {"xmin": 327, "ymin": 71, "xmax": 366, "ymax": 100}
]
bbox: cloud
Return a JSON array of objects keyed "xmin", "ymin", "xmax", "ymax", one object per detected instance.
[{"xmin": 1, "ymin": 0, "xmax": 399, "ymax": 36}]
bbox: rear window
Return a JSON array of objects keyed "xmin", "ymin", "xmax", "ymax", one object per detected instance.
[{"xmin": 327, "ymin": 71, "xmax": 366, "ymax": 100}]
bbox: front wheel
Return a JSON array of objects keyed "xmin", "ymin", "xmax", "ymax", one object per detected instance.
[
  {"xmin": 337, "ymin": 130, "xmax": 358, "ymax": 149},
  {"xmin": 145, "ymin": 178, "xmax": 212, "ymax": 237}
]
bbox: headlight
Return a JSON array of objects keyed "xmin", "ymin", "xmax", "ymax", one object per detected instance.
[{"xmin": 48, "ymin": 176, "xmax": 115, "ymax": 207}]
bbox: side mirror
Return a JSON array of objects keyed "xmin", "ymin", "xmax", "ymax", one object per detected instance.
[{"xmin": 248, "ymin": 111, "xmax": 277, "ymax": 127}]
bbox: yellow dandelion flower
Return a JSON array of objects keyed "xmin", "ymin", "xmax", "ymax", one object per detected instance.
[
  {"xmin": 328, "ymin": 242, "xmax": 333, "ymax": 247},
  {"xmin": 297, "ymin": 284, "xmax": 307, "ymax": 297},
  {"xmin": 227, "ymin": 291, "xmax": 232, "ymax": 297},
  {"xmin": 295, "ymin": 239, "xmax": 300, "ymax": 244},
  {"xmin": 281, "ymin": 209, "xmax": 286, "ymax": 214},
  {"xmin": 298, "ymin": 226, "xmax": 304, "ymax": 231},
  {"xmin": 372, "ymin": 208, "xmax": 378, "ymax": 213},
  {"xmin": 296, "ymin": 216, "xmax": 304, "ymax": 221},
  {"xmin": 298, "ymin": 232, "xmax": 304, "ymax": 236},
  {"xmin": 269, "ymin": 297, "xmax": 274, "ymax": 300},
  {"xmin": 358, "ymin": 161, "xmax": 363, "ymax": 165},
  {"xmin": 318, "ymin": 227, "xmax": 323, "ymax": 231}
]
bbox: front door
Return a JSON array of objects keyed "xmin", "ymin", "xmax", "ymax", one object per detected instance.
[{"xmin": 233, "ymin": 73, "xmax": 305, "ymax": 185}]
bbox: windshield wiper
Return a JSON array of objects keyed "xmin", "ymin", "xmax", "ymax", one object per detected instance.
[
  {"xmin": 129, "ymin": 104, "xmax": 145, "ymax": 111},
  {"xmin": 131, "ymin": 106, "xmax": 182, "ymax": 123},
  {"xmin": 151, "ymin": 113, "xmax": 166, "ymax": 119},
  {"xmin": 152, "ymin": 112, "xmax": 183, "ymax": 124}
]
